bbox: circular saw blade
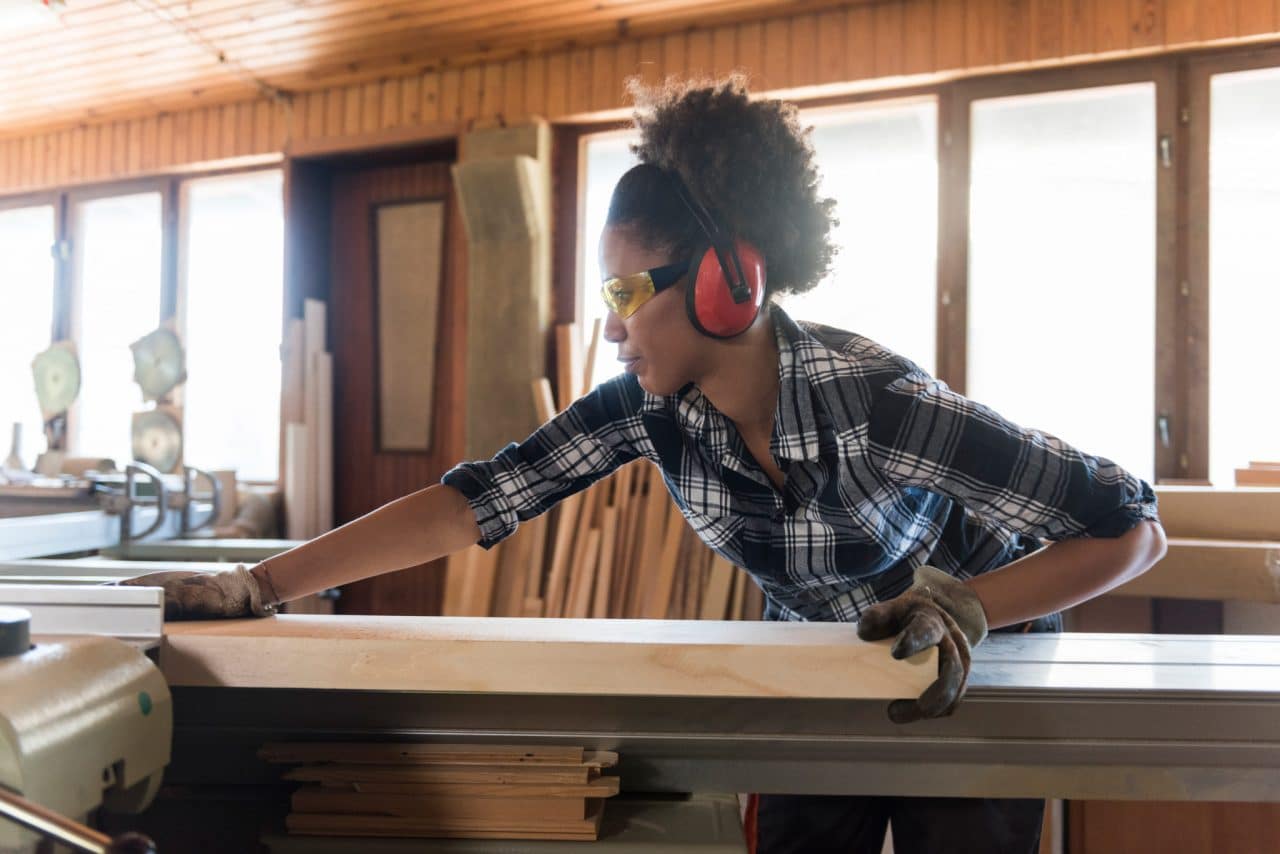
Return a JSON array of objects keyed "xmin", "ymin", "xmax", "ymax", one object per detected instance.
[
  {"xmin": 130, "ymin": 327, "xmax": 187, "ymax": 401},
  {"xmin": 132, "ymin": 409, "xmax": 183, "ymax": 473},
  {"xmin": 31, "ymin": 344, "xmax": 81, "ymax": 419}
]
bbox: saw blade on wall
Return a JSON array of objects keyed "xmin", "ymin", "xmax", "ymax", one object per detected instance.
[
  {"xmin": 131, "ymin": 408, "xmax": 183, "ymax": 473},
  {"xmin": 130, "ymin": 327, "xmax": 187, "ymax": 401},
  {"xmin": 31, "ymin": 343, "xmax": 81, "ymax": 420}
]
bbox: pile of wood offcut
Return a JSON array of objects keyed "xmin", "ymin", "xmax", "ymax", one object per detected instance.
[
  {"xmin": 262, "ymin": 742, "xmax": 619, "ymax": 841},
  {"xmin": 443, "ymin": 320, "xmax": 765, "ymax": 622}
]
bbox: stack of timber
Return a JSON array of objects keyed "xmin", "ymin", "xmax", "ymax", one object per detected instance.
[
  {"xmin": 442, "ymin": 320, "xmax": 764, "ymax": 622},
  {"xmin": 280, "ymin": 298, "xmax": 336, "ymax": 615},
  {"xmin": 261, "ymin": 743, "xmax": 618, "ymax": 841},
  {"xmin": 1236, "ymin": 461, "xmax": 1280, "ymax": 487}
]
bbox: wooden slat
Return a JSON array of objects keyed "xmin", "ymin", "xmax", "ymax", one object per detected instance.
[
  {"xmin": 845, "ymin": 3, "xmax": 876, "ymax": 79},
  {"xmin": 1154, "ymin": 487, "xmax": 1280, "ymax": 541},
  {"xmin": 1112, "ymin": 538, "xmax": 1280, "ymax": 603},
  {"xmin": 161, "ymin": 615, "xmax": 938, "ymax": 698},
  {"xmin": 260, "ymin": 742, "xmax": 609, "ymax": 766}
]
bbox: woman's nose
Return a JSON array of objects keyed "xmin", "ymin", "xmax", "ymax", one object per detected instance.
[{"xmin": 603, "ymin": 310, "xmax": 626, "ymax": 344}]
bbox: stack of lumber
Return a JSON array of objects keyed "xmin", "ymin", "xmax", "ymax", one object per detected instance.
[
  {"xmin": 1236, "ymin": 461, "xmax": 1280, "ymax": 487},
  {"xmin": 1111, "ymin": 486, "xmax": 1280, "ymax": 603},
  {"xmin": 261, "ymin": 743, "xmax": 619, "ymax": 841},
  {"xmin": 280, "ymin": 298, "xmax": 335, "ymax": 616},
  {"xmin": 442, "ymin": 320, "xmax": 764, "ymax": 622},
  {"xmin": 281, "ymin": 298, "xmax": 334, "ymax": 540}
]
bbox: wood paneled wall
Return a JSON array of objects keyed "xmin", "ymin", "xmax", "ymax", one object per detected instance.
[{"xmin": 3, "ymin": 0, "xmax": 1279, "ymax": 194}]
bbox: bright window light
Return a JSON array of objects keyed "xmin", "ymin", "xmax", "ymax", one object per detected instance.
[
  {"xmin": 1208, "ymin": 66, "xmax": 1280, "ymax": 486},
  {"xmin": 778, "ymin": 99, "xmax": 938, "ymax": 373},
  {"xmin": 180, "ymin": 170, "xmax": 284, "ymax": 482},
  {"xmin": 0, "ymin": 205, "xmax": 55, "ymax": 469},
  {"xmin": 73, "ymin": 192, "xmax": 163, "ymax": 464},
  {"xmin": 967, "ymin": 83, "xmax": 1156, "ymax": 481}
]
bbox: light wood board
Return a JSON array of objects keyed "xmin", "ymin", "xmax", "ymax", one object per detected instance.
[{"xmin": 161, "ymin": 615, "xmax": 936, "ymax": 699}]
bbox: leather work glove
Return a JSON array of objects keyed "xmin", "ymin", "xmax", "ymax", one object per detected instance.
[
  {"xmin": 118, "ymin": 564, "xmax": 278, "ymax": 620},
  {"xmin": 856, "ymin": 565, "xmax": 988, "ymax": 724}
]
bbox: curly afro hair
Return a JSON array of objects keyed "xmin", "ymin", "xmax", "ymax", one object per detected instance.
[{"xmin": 606, "ymin": 74, "xmax": 837, "ymax": 298}]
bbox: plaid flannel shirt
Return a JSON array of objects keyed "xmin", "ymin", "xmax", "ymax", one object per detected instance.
[{"xmin": 443, "ymin": 306, "xmax": 1159, "ymax": 622}]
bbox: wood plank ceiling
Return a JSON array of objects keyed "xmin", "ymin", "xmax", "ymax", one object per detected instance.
[{"xmin": 0, "ymin": 0, "xmax": 857, "ymax": 133}]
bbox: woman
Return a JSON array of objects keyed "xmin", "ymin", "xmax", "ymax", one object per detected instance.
[{"xmin": 131, "ymin": 77, "xmax": 1166, "ymax": 853}]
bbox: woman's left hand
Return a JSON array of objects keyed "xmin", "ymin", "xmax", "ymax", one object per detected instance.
[{"xmin": 856, "ymin": 565, "xmax": 989, "ymax": 724}]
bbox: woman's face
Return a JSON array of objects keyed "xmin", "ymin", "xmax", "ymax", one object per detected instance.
[{"xmin": 599, "ymin": 224, "xmax": 708, "ymax": 397}]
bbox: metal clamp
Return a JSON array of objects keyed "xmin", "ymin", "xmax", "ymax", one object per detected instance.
[
  {"xmin": 119, "ymin": 463, "xmax": 168, "ymax": 543},
  {"xmin": 180, "ymin": 466, "xmax": 222, "ymax": 535},
  {"xmin": 0, "ymin": 786, "xmax": 156, "ymax": 853}
]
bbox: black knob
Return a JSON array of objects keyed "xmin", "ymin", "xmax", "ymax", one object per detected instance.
[{"xmin": 0, "ymin": 606, "xmax": 31, "ymax": 657}]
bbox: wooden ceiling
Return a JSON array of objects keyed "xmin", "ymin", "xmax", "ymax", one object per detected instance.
[{"xmin": 0, "ymin": 0, "xmax": 856, "ymax": 133}]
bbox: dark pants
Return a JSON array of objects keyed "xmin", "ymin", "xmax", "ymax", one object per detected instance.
[{"xmin": 756, "ymin": 614, "xmax": 1062, "ymax": 854}]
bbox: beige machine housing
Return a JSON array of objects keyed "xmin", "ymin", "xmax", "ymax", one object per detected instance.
[{"xmin": 0, "ymin": 635, "xmax": 172, "ymax": 851}]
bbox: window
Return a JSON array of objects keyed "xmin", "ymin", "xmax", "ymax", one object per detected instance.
[
  {"xmin": 579, "ymin": 131, "xmax": 639, "ymax": 389},
  {"xmin": 180, "ymin": 171, "xmax": 284, "ymax": 481},
  {"xmin": 1208, "ymin": 66, "xmax": 1280, "ymax": 486},
  {"xmin": 779, "ymin": 99, "xmax": 938, "ymax": 373},
  {"xmin": 0, "ymin": 204, "xmax": 55, "ymax": 469},
  {"xmin": 4, "ymin": 169, "xmax": 285, "ymax": 479},
  {"xmin": 966, "ymin": 83, "xmax": 1157, "ymax": 481},
  {"xmin": 72, "ymin": 191, "xmax": 164, "ymax": 464}
]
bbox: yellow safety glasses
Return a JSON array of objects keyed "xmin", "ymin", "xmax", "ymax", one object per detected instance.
[{"xmin": 600, "ymin": 260, "xmax": 689, "ymax": 320}]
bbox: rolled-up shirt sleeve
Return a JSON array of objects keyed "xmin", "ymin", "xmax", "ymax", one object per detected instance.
[
  {"xmin": 865, "ymin": 371, "xmax": 1159, "ymax": 541},
  {"xmin": 442, "ymin": 377, "xmax": 643, "ymax": 548}
]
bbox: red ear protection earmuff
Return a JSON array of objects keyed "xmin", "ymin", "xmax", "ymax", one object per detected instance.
[{"xmin": 672, "ymin": 179, "xmax": 767, "ymax": 339}]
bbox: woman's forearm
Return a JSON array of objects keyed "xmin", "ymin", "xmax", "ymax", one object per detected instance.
[
  {"xmin": 965, "ymin": 520, "xmax": 1168, "ymax": 630},
  {"xmin": 250, "ymin": 484, "xmax": 482, "ymax": 604}
]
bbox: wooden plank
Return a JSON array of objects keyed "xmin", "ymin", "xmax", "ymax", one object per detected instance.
[
  {"xmin": 461, "ymin": 541, "xmax": 501, "ymax": 616},
  {"xmin": 735, "ymin": 21, "xmax": 763, "ymax": 79},
  {"xmin": 565, "ymin": 527, "xmax": 601, "ymax": 619},
  {"xmin": 700, "ymin": 556, "xmax": 735, "ymax": 621},
  {"xmin": 901, "ymin": 0, "xmax": 936, "ymax": 75},
  {"xmin": 292, "ymin": 789, "xmax": 590, "ymax": 822},
  {"xmin": 1164, "ymin": 0, "xmax": 1200, "ymax": 44},
  {"xmin": 1112, "ymin": 538, "xmax": 1280, "ymax": 603},
  {"xmin": 845, "ymin": 3, "xmax": 876, "ymax": 79},
  {"xmin": 285, "ymin": 804, "xmax": 602, "ymax": 840},
  {"xmin": 1128, "ymin": 0, "xmax": 1164, "ymax": 48},
  {"xmin": 788, "ymin": 14, "xmax": 818, "ymax": 86},
  {"xmin": 1237, "ymin": 468, "xmax": 1280, "ymax": 487},
  {"xmin": 966, "ymin": 0, "xmax": 1000, "ymax": 66},
  {"xmin": 420, "ymin": 71, "xmax": 441, "ymax": 124},
  {"xmin": 760, "ymin": 18, "xmax": 789, "ymax": 89},
  {"xmin": 1154, "ymin": 487, "xmax": 1280, "ymax": 540},
  {"xmin": 935, "ymin": 0, "xmax": 968, "ymax": 68},
  {"xmin": 1236, "ymin": 0, "xmax": 1277, "ymax": 35},
  {"xmin": 591, "ymin": 506, "xmax": 619, "ymax": 619},
  {"xmin": 712, "ymin": 23, "xmax": 738, "ymax": 77},
  {"xmin": 545, "ymin": 51, "xmax": 569, "ymax": 120},
  {"xmin": 319, "ymin": 778, "xmax": 621, "ymax": 799},
  {"xmin": 815, "ymin": 9, "xmax": 846, "ymax": 84},
  {"xmin": 567, "ymin": 47, "xmax": 592, "ymax": 116},
  {"xmin": 641, "ymin": 500, "xmax": 685, "ymax": 619},
  {"xmin": 1096, "ymin": 0, "xmax": 1133, "ymax": 52},
  {"xmin": 1031, "ymin": 0, "xmax": 1065, "ymax": 61},
  {"xmin": 542, "ymin": 492, "xmax": 583, "ymax": 618},
  {"xmin": 1202, "ymin": 0, "xmax": 1238, "ymax": 40},
  {"xmin": 998, "ymin": 0, "xmax": 1033, "ymax": 63},
  {"xmin": 442, "ymin": 547, "xmax": 475, "ymax": 617},
  {"xmin": 460, "ymin": 65, "xmax": 484, "ymax": 121},
  {"xmin": 380, "ymin": 77, "xmax": 401, "ymax": 130},
  {"xmin": 162, "ymin": 615, "xmax": 938, "ymax": 699},
  {"xmin": 874, "ymin": 1, "xmax": 906, "ymax": 77}
]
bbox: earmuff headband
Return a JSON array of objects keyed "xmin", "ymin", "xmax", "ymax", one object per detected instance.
[{"xmin": 671, "ymin": 178, "xmax": 752, "ymax": 305}]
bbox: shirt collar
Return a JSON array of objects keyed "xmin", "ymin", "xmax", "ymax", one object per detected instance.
[{"xmin": 637, "ymin": 305, "xmax": 834, "ymax": 463}]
